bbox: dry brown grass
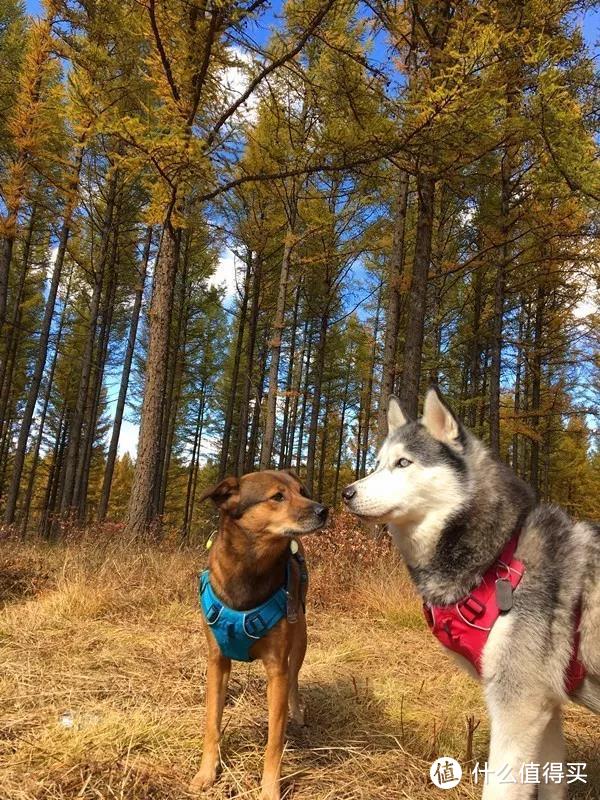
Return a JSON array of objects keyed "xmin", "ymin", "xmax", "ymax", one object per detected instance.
[{"xmin": 0, "ymin": 517, "xmax": 598, "ymax": 799}]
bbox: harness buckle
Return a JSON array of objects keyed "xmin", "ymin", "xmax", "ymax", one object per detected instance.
[
  {"xmin": 244, "ymin": 611, "xmax": 266, "ymax": 638},
  {"xmin": 458, "ymin": 595, "xmax": 485, "ymax": 623},
  {"xmin": 206, "ymin": 603, "xmax": 222, "ymax": 625}
]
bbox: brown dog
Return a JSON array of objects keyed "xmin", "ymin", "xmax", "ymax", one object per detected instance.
[{"xmin": 190, "ymin": 469, "xmax": 328, "ymax": 800}]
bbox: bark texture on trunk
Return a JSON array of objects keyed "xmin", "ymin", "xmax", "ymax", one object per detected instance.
[
  {"xmin": 360, "ymin": 289, "xmax": 381, "ymax": 476},
  {"xmin": 260, "ymin": 221, "xmax": 295, "ymax": 469},
  {"xmin": 377, "ymin": 171, "xmax": 409, "ymax": 438},
  {"xmin": 529, "ymin": 284, "xmax": 545, "ymax": 496},
  {"xmin": 125, "ymin": 220, "xmax": 180, "ymax": 539},
  {"xmin": 97, "ymin": 226, "xmax": 153, "ymax": 520},
  {"xmin": 218, "ymin": 252, "xmax": 250, "ymax": 479},
  {"xmin": 278, "ymin": 281, "xmax": 301, "ymax": 469},
  {"xmin": 399, "ymin": 170, "xmax": 435, "ymax": 419},
  {"xmin": 61, "ymin": 173, "xmax": 118, "ymax": 513},
  {"xmin": 4, "ymin": 220, "xmax": 71, "ymax": 523},
  {"xmin": 20, "ymin": 267, "xmax": 74, "ymax": 533},
  {"xmin": 305, "ymin": 311, "xmax": 328, "ymax": 495},
  {"xmin": 236, "ymin": 252, "xmax": 261, "ymax": 476}
]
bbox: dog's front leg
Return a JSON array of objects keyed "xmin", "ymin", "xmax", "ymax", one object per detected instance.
[
  {"xmin": 261, "ymin": 660, "xmax": 289, "ymax": 800},
  {"xmin": 537, "ymin": 708, "xmax": 567, "ymax": 800},
  {"xmin": 190, "ymin": 649, "xmax": 231, "ymax": 792},
  {"xmin": 482, "ymin": 693, "xmax": 556, "ymax": 800}
]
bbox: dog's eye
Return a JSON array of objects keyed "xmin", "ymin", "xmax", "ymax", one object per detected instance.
[
  {"xmin": 271, "ymin": 492, "xmax": 285, "ymax": 502},
  {"xmin": 395, "ymin": 458, "xmax": 412, "ymax": 468}
]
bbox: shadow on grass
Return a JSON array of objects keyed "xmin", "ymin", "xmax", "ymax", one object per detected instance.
[
  {"xmin": 214, "ymin": 677, "xmax": 444, "ymax": 799},
  {"xmin": 216, "ymin": 676, "xmax": 599, "ymax": 799}
]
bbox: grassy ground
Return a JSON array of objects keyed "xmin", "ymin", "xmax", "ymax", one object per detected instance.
[{"xmin": 0, "ymin": 520, "xmax": 598, "ymax": 800}]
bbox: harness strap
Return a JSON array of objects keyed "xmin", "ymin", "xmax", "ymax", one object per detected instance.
[
  {"xmin": 286, "ymin": 552, "xmax": 309, "ymax": 623},
  {"xmin": 423, "ymin": 533, "xmax": 587, "ymax": 694},
  {"xmin": 199, "ymin": 550, "xmax": 308, "ymax": 662}
]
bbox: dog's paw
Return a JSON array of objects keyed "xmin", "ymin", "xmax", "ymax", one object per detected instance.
[{"xmin": 189, "ymin": 767, "xmax": 217, "ymax": 793}]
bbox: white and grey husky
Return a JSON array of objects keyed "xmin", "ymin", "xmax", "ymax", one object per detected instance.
[{"xmin": 342, "ymin": 388, "xmax": 599, "ymax": 800}]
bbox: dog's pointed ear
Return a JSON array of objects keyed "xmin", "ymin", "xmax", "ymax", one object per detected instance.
[
  {"xmin": 198, "ymin": 476, "xmax": 240, "ymax": 510},
  {"xmin": 421, "ymin": 387, "xmax": 462, "ymax": 447},
  {"xmin": 387, "ymin": 395, "xmax": 409, "ymax": 434}
]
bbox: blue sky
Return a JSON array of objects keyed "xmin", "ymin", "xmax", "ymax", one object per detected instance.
[{"xmin": 24, "ymin": 1, "xmax": 600, "ymax": 50}]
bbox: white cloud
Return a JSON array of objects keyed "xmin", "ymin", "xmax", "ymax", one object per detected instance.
[
  {"xmin": 573, "ymin": 296, "xmax": 598, "ymax": 319},
  {"xmin": 46, "ymin": 244, "xmax": 58, "ymax": 278},
  {"xmin": 118, "ymin": 419, "xmax": 139, "ymax": 457},
  {"xmin": 221, "ymin": 48, "xmax": 260, "ymax": 124},
  {"xmin": 209, "ymin": 246, "xmax": 238, "ymax": 298},
  {"xmin": 573, "ymin": 278, "xmax": 598, "ymax": 320}
]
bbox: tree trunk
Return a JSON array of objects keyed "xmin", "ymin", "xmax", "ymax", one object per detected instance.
[
  {"xmin": 97, "ymin": 226, "xmax": 152, "ymax": 521},
  {"xmin": 468, "ymin": 254, "xmax": 484, "ymax": 429},
  {"xmin": 236, "ymin": 252, "xmax": 261, "ymax": 475},
  {"xmin": 157, "ymin": 231, "xmax": 190, "ymax": 517},
  {"xmin": 489, "ymin": 172, "xmax": 510, "ymax": 457},
  {"xmin": 399, "ymin": 170, "xmax": 435, "ymax": 418},
  {"xmin": 355, "ymin": 388, "xmax": 363, "ymax": 481},
  {"xmin": 125, "ymin": 217, "xmax": 180, "ymax": 539},
  {"xmin": 0, "ymin": 204, "xmax": 37, "ymax": 427},
  {"xmin": 529, "ymin": 284, "xmax": 545, "ymax": 496},
  {"xmin": 333, "ymin": 357, "xmax": 351, "ymax": 505},
  {"xmin": 316, "ymin": 387, "xmax": 331, "ymax": 501},
  {"xmin": 360, "ymin": 288, "xmax": 381, "ymax": 476},
  {"xmin": 182, "ymin": 384, "xmax": 205, "ymax": 540},
  {"xmin": 305, "ymin": 311, "xmax": 328, "ymax": 495},
  {"xmin": 260, "ymin": 220, "xmax": 295, "ymax": 469},
  {"xmin": 512, "ymin": 299, "xmax": 525, "ymax": 475},
  {"xmin": 0, "ymin": 236, "xmax": 14, "ymax": 332},
  {"xmin": 218, "ymin": 251, "xmax": 250, "ymax": 479},
  {"xmin": 60, "ymin": 172, "xmax": 118, "ymax": 514},
  {"xmin": 278, "ymin": 281, "xmax": 301, "ymax": 469},
  {"xmin": 490, "ymin": 65, "xmax": 521, "ymax": 455},
  {"xmin": 19, "ymin": 266, "xmax": 74, "ymax": 534},
  {"xmin": 3, "ymin": 135, "xmax": 84, "ymax": 523},
  {"xmin": 377, "ymin": 171, "xmax": 409, "ymax": 438},
  {"xmin": 246, "ymin": 341, "xmax": 267, "ymax": 472},
  {"xmin": 285, "ymin": 315, "xmax": 308, "ymax": 469},
  {"xmin": 40, "ymin": 400, "xmax": 68, "ymax": 539},
  {"xmin": 295, "ymin": 322, "xmax": 313, "ymax": 472},
  {"xmin": 0, "ymin": 413, "xmax": 13, "ymax": 499},
  {"xmin": 75, "ymin": 231, "xmax": 119, "ymax": 518},
  {"xmin": 4, "ymin": 220, "xmax": 72, "ymax": 523},
  {"xmin": 429, "ymin": 182, "xmax": 449, "ymax": 386}
]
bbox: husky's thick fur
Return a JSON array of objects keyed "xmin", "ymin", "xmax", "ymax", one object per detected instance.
[{"xmin": 342, "ymin": 388, "xmax": 599, "ymax": 800}]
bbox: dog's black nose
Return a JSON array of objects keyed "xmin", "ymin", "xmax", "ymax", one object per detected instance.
[
  {"xmin": 341, "ymin": 486, "xmax": 356, "ymax": 502},
  {"xmin": 315, "ymin": 504, "xmax": 328, "ymax": 520}
]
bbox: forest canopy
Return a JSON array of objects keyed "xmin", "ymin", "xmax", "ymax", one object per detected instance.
[{"xmin": 0, "ymin": 0, "xmax": 598, "ymax": 539}]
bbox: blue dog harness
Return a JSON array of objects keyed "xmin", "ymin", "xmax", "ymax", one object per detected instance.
[{"xmin": 199, "ymin": 556, "xmax": 306, "ymax": 662}]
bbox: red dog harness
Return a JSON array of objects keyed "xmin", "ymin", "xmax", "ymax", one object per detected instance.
[{"xmin": 423, "ymin": 535, "xmax": 587, "ymax": 695}]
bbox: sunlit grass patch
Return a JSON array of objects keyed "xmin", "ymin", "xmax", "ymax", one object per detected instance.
[{"xmin": 0, "ymin": 531, "xmax": 597, "ymax": 799}]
